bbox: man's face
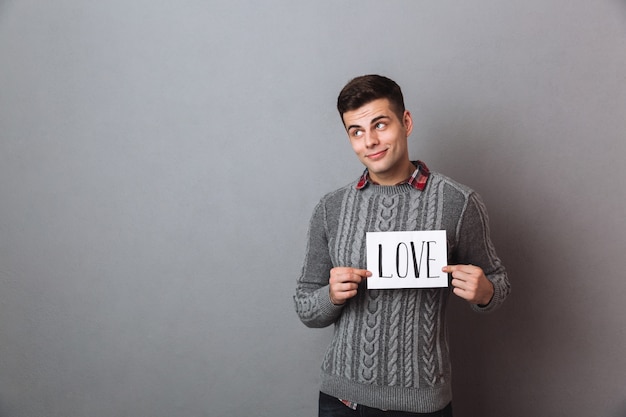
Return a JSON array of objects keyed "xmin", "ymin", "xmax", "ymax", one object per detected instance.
[{"xmin": 342, "ymin": 98, "xmax": 413, "ymax": 185}]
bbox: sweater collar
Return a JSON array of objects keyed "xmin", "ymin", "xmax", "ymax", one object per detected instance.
[{"xmin": 356, "ymin": 160, "xmax": 430, "ymax": 191}]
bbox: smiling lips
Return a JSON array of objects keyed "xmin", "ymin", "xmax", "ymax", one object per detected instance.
[{"xmin": 366, "ymin": 149, "xmax": 388, "ymax": 160}]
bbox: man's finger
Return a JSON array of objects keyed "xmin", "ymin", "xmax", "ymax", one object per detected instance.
[
  {"xmin": 442, "ymin": 264, "xmax": 478, "ymax": 275},
  {"xmin": 352, "ymin": 268, "xmax": 372, "ymax": 278}
]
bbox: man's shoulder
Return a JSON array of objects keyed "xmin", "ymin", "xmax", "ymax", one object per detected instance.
[
  {"xmin": 428, "ymin": 171, "xmax": 475, "ymax": 197},
  {"xmin": 319, "ymin": 180, "xmax": 359, "ymax": 201}
]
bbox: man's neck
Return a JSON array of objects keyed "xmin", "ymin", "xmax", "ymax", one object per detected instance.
[{"xmin": 370, "ymin": 161, "xmax": 416, "ymax": 186}]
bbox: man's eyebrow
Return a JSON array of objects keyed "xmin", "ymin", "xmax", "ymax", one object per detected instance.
[
  {"xmin": 347, "ymin": 115, "xmax": 390, "ymax": 131},
  {"xmin": 371, "ymin": 115, "xmax": 390, "ymax": 124}
]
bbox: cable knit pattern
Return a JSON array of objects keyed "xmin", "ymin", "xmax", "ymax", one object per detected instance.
[
  {"xmin": 359, "ymin": 290, "xmax": 381, "ymax": 383},
  {"xmin": 402, "ymin": 289, "xmax": 418, "ymax": 388},
  {"xmin": 294, "ymin": 170, "xmax": 510, "ymax": 413},
  {"xmin": 420, "ymin": 289, "xmax": 440, "ymax": 387},
  {"xmin": 386, "ymin": 292, "xmax": 402, "ymax": 386}
]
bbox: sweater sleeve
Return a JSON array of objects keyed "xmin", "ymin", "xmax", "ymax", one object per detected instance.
[
  {"xmin": 455, "ymin": 192, "xmax": 511, "ymax": 312},
  {"xmin": 293, "ymin": 200, "xmax": 344, "ymax": 328}
]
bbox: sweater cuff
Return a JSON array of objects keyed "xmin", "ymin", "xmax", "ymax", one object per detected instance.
[
  {"xmin": 318, "ymin": 284, "xmax": 345, "ymax": 317},
  {"xmin": 471, "ymin": 279, "xmax": 505, "ymax": 313}
]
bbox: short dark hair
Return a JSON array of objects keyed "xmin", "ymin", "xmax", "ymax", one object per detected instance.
[{"xmin": 337, "ymin": 74, "xmax": 406, "ymax": 121}]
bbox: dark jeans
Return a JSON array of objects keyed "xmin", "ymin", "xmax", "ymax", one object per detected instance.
[{"xmin": 319, "ymin": 392, "xmax": 453, "ymax": 417}]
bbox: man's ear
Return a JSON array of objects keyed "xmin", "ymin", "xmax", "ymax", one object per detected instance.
[{"xmin": 403, "ymin": 111, "xmax": 414, "ymax": 136}]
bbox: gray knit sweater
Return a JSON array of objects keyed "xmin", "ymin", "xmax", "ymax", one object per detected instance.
[{"xmin": 294, "ymin": 170, "xmax": 510, "ymax": 413}]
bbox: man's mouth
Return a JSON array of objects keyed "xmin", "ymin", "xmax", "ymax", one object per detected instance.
[{"xmin": 366, "ymin": 149, "xmax": 387, "ymax": 160}]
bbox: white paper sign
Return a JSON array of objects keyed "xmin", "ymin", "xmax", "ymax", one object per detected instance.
[{"xmin": 366, "ymin": 230, "xmax": 448, "ymax": 289}]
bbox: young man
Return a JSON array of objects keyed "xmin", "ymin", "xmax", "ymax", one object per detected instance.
[{"xmin": 294, "ymin": 75, "xmax": 510, "ymax": 416}]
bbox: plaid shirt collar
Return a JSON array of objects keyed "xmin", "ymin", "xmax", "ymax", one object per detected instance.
[{"xmin": 356, "ymin": 160, "xmax": 430, "ymax": 191}]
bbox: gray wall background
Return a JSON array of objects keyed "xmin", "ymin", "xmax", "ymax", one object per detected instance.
[{"xmin": 1, "ymin": 1, "xmax": 625, "ymax": 416}]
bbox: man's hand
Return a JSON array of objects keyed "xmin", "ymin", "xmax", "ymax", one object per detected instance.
[
  {"xmin": 443, "ymin": 264, "xmax": 494, "ymax": 306},
  {"xmin": 329, "ymin": 267, "xmax": 371, "ymax": 305}
]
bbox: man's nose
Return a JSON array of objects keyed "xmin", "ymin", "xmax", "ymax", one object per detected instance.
[{"xmin": 364, "ymin": 130, "xmax": 379, "ymax": 148}]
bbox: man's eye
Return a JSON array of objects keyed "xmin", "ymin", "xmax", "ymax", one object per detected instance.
[
  {"xmin": 375, "ymin": 122, "xmax": 386, "ymax": 129},
  {"xmin": 352, "ymin": 130, "xmax": 364, "ymax": 137}
]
